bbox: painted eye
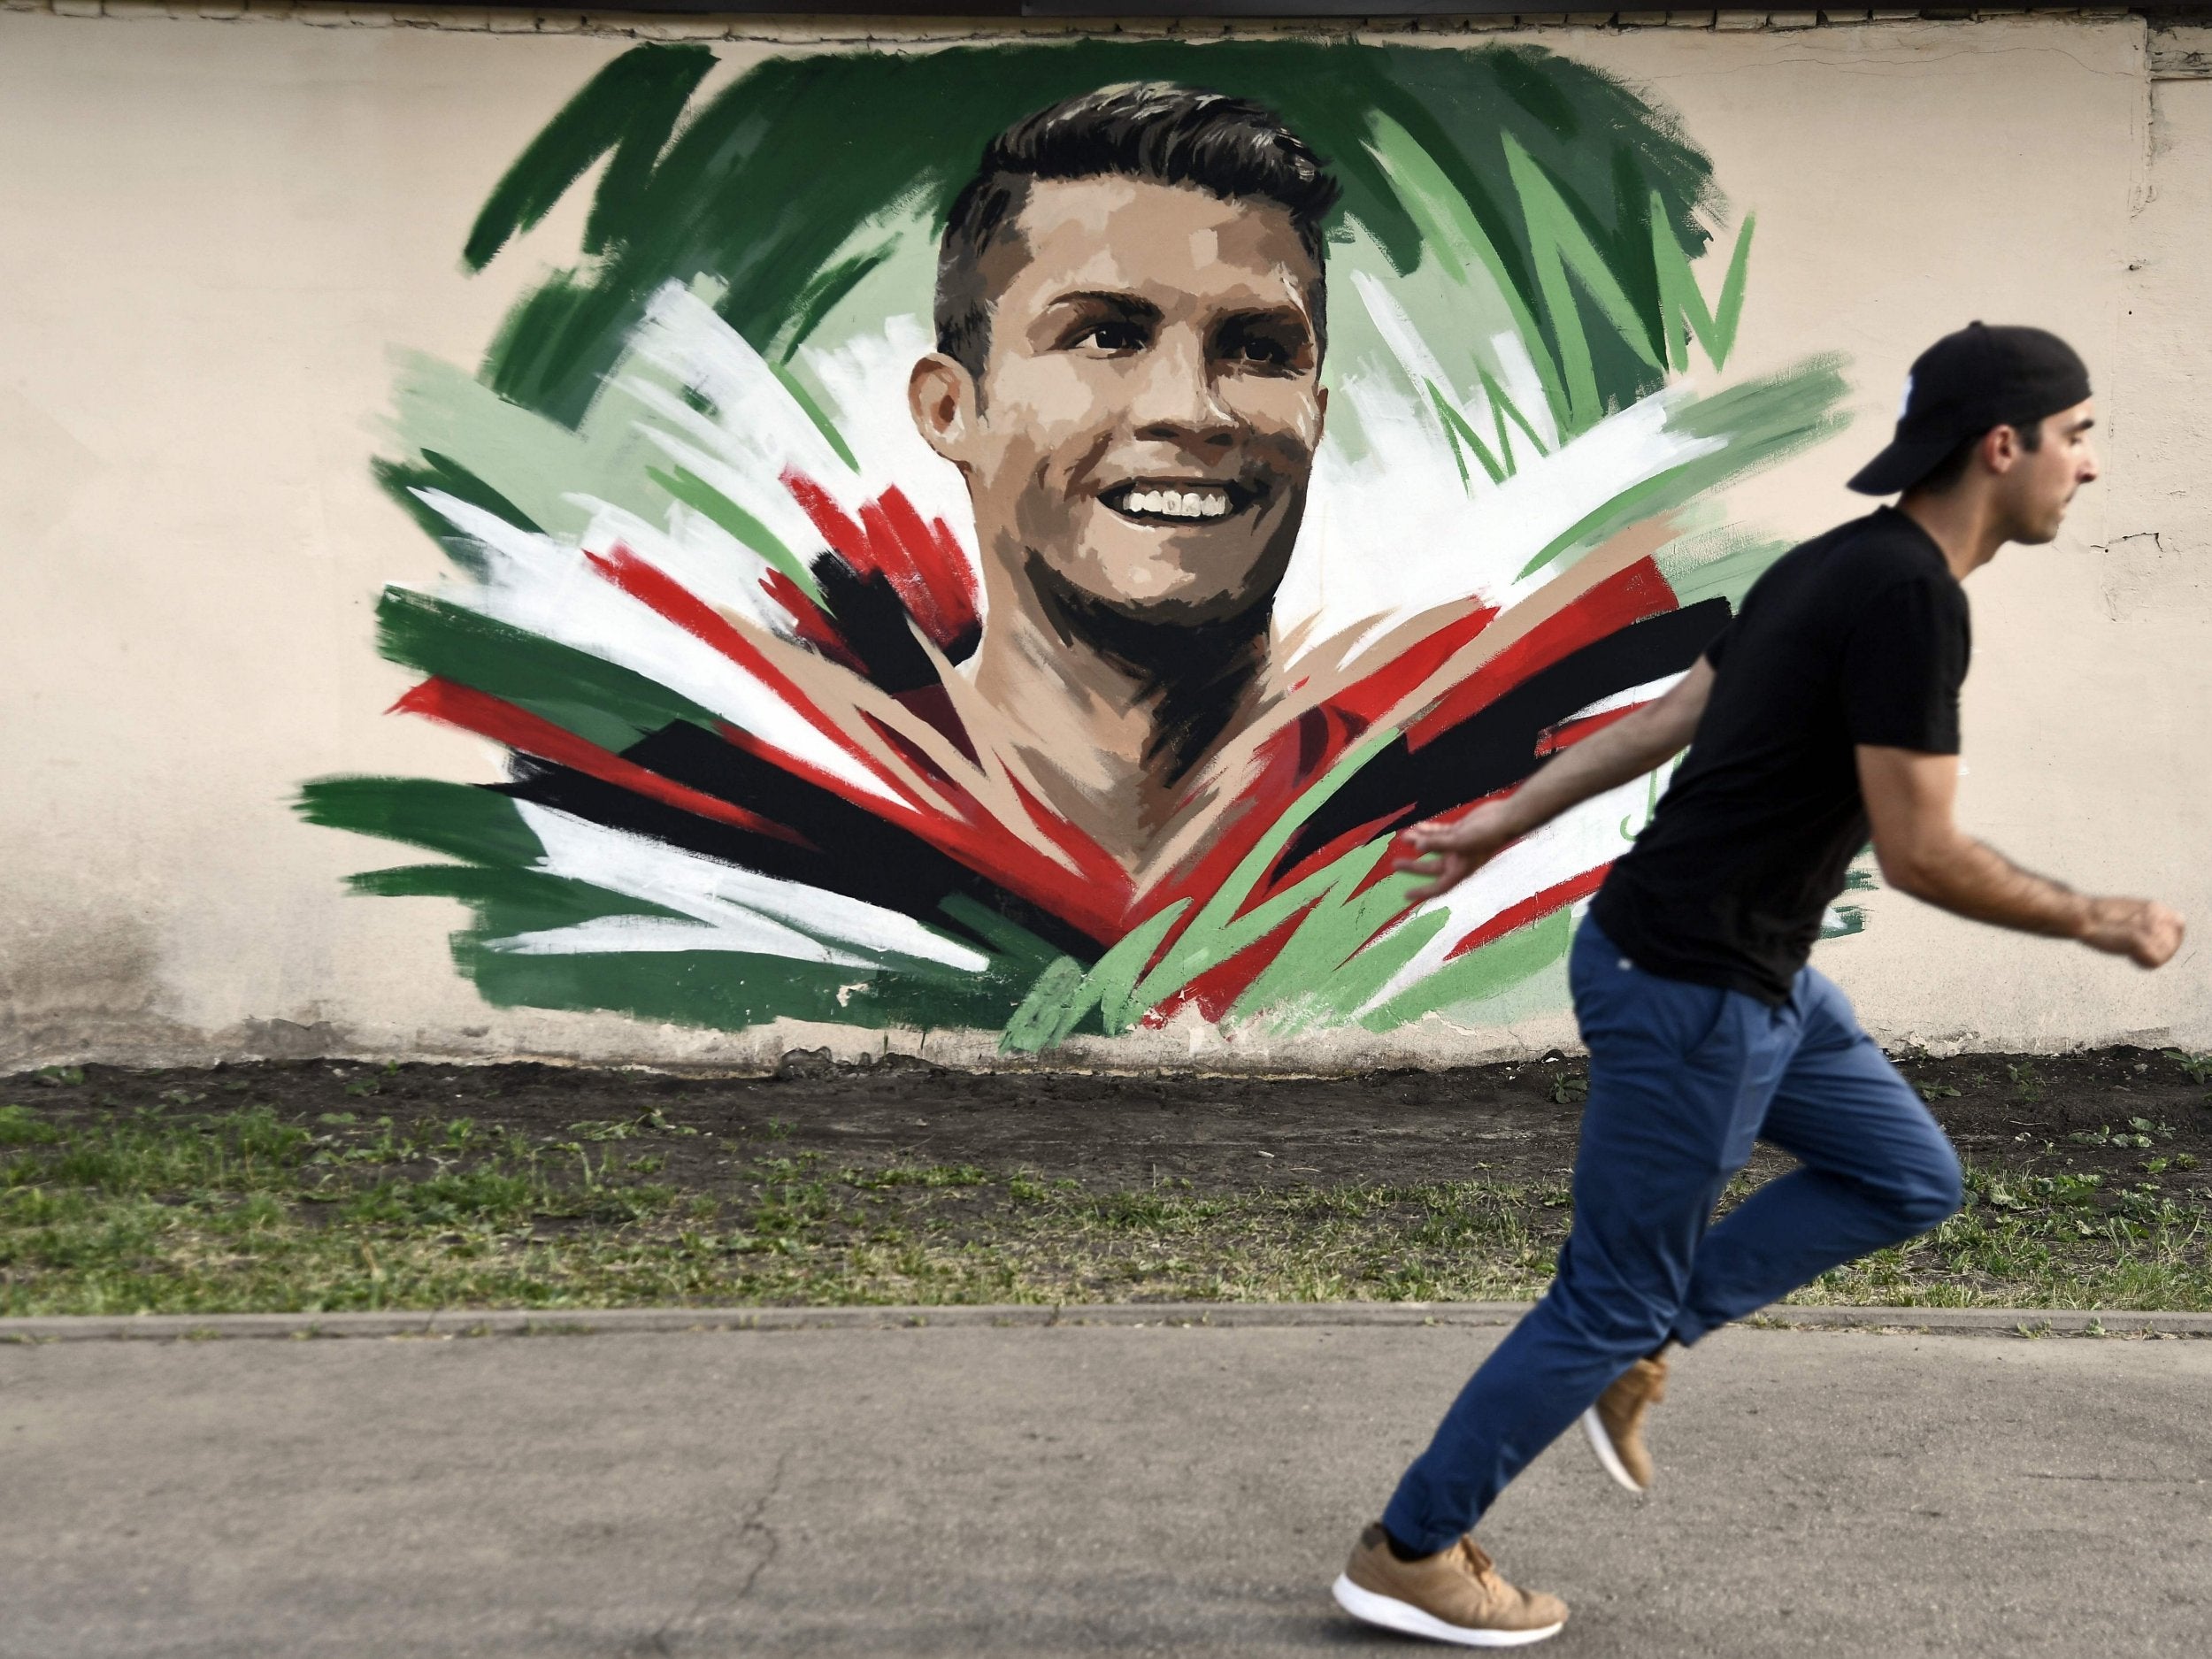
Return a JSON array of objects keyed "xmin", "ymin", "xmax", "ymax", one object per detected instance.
[
  {"xmin": 1216, "ymin": 316, "xmax": 1307, "ymax": 373},
  {"xmin": 1232, "ymin": 335, "xmax": 1291, "ymax": 367},
  {"xmin": 1073, "ymin": 320, "xmax": 1146, "ymax": 354}
]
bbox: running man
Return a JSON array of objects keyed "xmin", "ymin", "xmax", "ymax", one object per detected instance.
[{"xmin": 1333, "ymin": 322, "xmax": 2185, "ymax": 1647}]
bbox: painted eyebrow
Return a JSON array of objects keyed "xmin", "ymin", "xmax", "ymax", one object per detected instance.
[
  {"xmin": 1215, "ymin": 303, "xmax": 1315, "ymax": 336},
  {"xmin": 1045, "ymin": 290, "xmax": 1164, "ymax": 324}
]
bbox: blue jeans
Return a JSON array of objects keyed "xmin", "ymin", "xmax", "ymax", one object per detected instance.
[{"xmin": 1381, "ymin": 916, "xmax": 1963, "ymax": 1553}]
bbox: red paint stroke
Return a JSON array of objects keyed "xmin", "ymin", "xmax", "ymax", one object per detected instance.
[
  {"xmin": 1441, "ymin": 865, "xmax": 1613, "ymax": 963},
  {"xmin": 1142, "ymin": 900, "xmax": 1320, "ymax": 1027},
  {"xmin": 892, "ymin": 683, "xmax": 979, "ymax": 765},
  {"xmin": 391, "ymin": 678, "xmax": 809, "ymax": 849},
  {"xmin": 1323, "ymin": 601, "xmax": 1500, "ymax": 729},
  {"xmin": 1405, "ymin": 558, "xmax": 1678, "ymax": 750},
  {"xmin": 784, "ymin": 472, "xmax": 979, "ymax": 649},
  {"xmin": 757, "ymin": 567, "xmax": 866, "ymax": 675},
  {"xmin": 1534, "ymin": 703, "xmax": 1643, "ymax": 757}
]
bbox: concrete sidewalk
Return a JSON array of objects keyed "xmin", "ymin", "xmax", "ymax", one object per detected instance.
[{"xmin": 2, "ymin": 1322, "xmax": 2207, "ymax": 1657}]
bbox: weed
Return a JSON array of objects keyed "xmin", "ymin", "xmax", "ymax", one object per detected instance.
[
  {"xmin": 2007, "ymin": 1062, "xmax": 2045, "ymax": 1103},
  {"xmin": 1915, "ymin": 1081, "xmax": 1962, "ymax": 1104},
  {"xmin": 35, "ymin": 1067, "xmax": 84, "ymax": 1088},
  {"xmin": 2070, "ymin": 1126, "xmax": 2154, "ymax": 1149},
  {"xmin": 2163, "ymin": 1048, "xmax": 2212, "ymax": 1085},
  {"xmin": 0, "ymin": 1106, "xmax": 63, "ymax": 1148},
  {"xmin": 1547, "ymin": 1071, "xmax": 1589, "ymax": 1106}
]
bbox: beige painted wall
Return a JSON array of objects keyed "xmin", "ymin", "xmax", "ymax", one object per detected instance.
[{"xmin": 2, "ymin": 10, "xmax": 2205, "ymax": 1069}]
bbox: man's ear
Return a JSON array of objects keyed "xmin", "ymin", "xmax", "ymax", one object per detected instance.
[
  {"xmin": 1984, "ymin": 423, "xmax": 2024, "ymax": 475},
  {"xmin": 909, "ymin": 353, "xmax": 979, "ymax": 469}
]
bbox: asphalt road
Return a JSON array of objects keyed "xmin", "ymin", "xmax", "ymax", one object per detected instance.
[{"xmin": 3, "ymin": 1319, "xmax": 2208, "ymax": 1657}]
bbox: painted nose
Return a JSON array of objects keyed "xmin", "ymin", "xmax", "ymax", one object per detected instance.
[{"xmin": 1130, "ymin": 332, "xmax": 1235, "ymax": 449}]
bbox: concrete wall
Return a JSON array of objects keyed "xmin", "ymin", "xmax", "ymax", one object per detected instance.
[{"xmin": 3, "ymin": 5, "xmax": 2207, "ymax": 1070}]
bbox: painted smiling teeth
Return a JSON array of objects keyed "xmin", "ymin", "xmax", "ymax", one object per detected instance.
[{"xmin": 1120, "ymin": 486, "xmax": 1233, "ymax": 520}]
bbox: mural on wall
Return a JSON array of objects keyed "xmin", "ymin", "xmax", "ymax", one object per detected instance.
[{"xmin": 301, "ymin": 40, "xmax": 1851, "ymax": 1049}]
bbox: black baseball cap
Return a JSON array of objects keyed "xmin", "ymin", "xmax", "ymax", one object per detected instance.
[{"xmin": 1847, "ymin": 322, "xmax": 2092, "ymax": 495}]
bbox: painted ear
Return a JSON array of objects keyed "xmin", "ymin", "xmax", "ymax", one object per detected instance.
[{"xmin": 909, "ymin": 353, "xmax": 977, "ymax": 468}]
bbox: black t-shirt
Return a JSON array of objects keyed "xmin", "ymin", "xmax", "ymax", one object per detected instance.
[{"xmin": 1590, "ymin": 507, "xmax": 1970, "ymax": 1003}]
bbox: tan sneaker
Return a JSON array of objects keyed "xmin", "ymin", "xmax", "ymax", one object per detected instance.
[
  {"xmin": 1333, "ymin": 1524, "xmax": 1567, "ymax": 1647},
  {"xmin": 1582, "ymin": 1353, "xmax": 1668, "ymax": 1494}
]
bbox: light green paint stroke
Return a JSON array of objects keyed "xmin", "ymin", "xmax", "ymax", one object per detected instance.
[
  {"xmin": 1426, "ymin": 380, "xmax": 1502, "ymax": 489},
  {"xmin": 1361, "ymin": 907, "xmax": 1574, "ymax": 1032},
  {"xmin": 1254, "ymin": 900, "xmax": 1454, "ymax": 1040},
  {"xmin": 773, "ymin": 241, "xmax": 900, "ymax": 366},
  {"xmin": 1479, "ymin": 365, "xmax": 1551, "ymax": 465},
  {"xmin": 999, "ymin": 957, "xmax": 1092, "ymax": 1054},
  {"xmin": 1292, "ymin": 908, "xmax": 1452, "ymax": 1034},
  {"xmin": 1122, "ymin": 731, "xmax": 1402, "ymax": 1018},
  {"xmin": 1653, "ymin": 197, "xmax": 1754, "ymax": 373},
  {"xmin": 768, "ymin": 358, "xmax": 859, "ymax": 472},
  {"xmin": 387, "ymin": 353, "xmax": 672, "ymax": 549},
  {"xmin": 1364, "ymin": 112, "xmax": 1571, "ymax": 440},
  {"xmin": 1423, "ymin": 369, "xmax": 1557, "ymax": 493},
  {"xmin": 1226, "ymin": 841, "xmax": 1434, "ymax": 1032},
  {"xmin": 1502, "ymin": 133, "xmax": 1667, "ymax": 433},
  {"xmin": 1658, "ymin": 526, "xmax": 1792, "ymax": 611},
  {"xmin": 649, "ymin": 465, "xmax": 822, "ymax": 602},
  {"xmin": 1514, "ymin": 357, "xmax": 1852, "ymax": 582},
  {"xmin": 1001, "ymin": 901, "xmax": 1190, "ymax": 1051}
]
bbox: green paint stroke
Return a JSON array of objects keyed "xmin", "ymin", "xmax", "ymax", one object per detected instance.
[
  {"xmin": 463, "ymin": 44, "xmax": 717, "ymax": 273},
  {"xmin": 1361, "ymin": 907, "xmax": 1575, "ymax": 1032},
  {"xmin": 1515, "ymin": 356, "xmax": 1852, "ymax": 582},
  {"xmin": 299, "ymin": 778, "xmax": 542, "ymax": 870},
  {"xmin": 648, "ymin": 466, "xmax": 822, "ymax": 603},
  {"xmin": 463, "ymin": 42, "xmax": 1726, "ymax": 429},
  {"xmin": 374, "ymin": 587, "xmax": 718, "ymax": 755}
]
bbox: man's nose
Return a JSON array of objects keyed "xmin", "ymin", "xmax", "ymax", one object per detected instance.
[{"xmin": 1130, "ymin": 332, "xmax": 1235, "ymax": 448}]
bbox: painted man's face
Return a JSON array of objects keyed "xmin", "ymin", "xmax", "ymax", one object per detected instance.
[{"xmin": 913, "ymin": 176, "xmax": 1325, "ymax": 626}]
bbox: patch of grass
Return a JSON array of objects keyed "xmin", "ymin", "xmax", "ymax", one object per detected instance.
[{"xmin": 4, "ymin": 1100, "xmax": 2212, "ymax": 1316}]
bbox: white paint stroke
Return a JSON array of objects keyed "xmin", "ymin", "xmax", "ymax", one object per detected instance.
[
  {"xmin": 490, "ymin": 801, "xmax": 990, "ymax": 973},
  {"xmin": 1354, "ymin": 775, "xmax": 1653, "ymax": 1018},
  {"xmin": 411, "ymin": 488, "xmax": 898, "ymax": 805},
  {"xmin": 1561, "ymin": 672, "xmax": 1686, "ymax": 726}
]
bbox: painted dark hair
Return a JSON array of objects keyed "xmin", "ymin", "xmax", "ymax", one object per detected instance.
[{"xmin": 933, "ymin": 81, "xmax": 1340, "ymax": 379}]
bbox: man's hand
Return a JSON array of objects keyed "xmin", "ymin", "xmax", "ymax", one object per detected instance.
[
  {"xmin": 1387, "ymin": 660, "xmax": 1718, "ymax": 908},
  {"xmin": 2078, "ymin": 896, "xmax": 2186, "ymax": 969},
  {"xmin": 1394, "ymin": 801, "xmax": 1518, "ymax": 906},
  {"xmin": 1859, "ymin": 746, "xmax": 2186, "ymax": 969}
]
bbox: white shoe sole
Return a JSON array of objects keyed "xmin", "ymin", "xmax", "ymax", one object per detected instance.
[
  {"xmin": 1332, "ymin": 1573, "xmax": 1565, "ymax": 1647},
  {"xmin": 1581, "ymin": 1405, "xmax": 1646, "ymax": 1494}
]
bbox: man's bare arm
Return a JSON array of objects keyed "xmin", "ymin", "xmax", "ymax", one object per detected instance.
[
  {"xmin": 1857, "ymin": 745, "xmax": 2183, "ymax": 969},
  {"xmin": 1394, "ymin": 659, "xmax": 1716, "ymax": 904}
]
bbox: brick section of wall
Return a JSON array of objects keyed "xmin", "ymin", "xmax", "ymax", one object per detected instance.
[{"xmin": 0, "ymin": 2, "xmax": 2183, "ymax": 43}]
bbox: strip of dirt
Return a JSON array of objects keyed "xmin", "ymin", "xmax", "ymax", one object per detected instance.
[{"xmin": 4, "ymin": 1046, "xmax": 2208, "ymax": 1316}]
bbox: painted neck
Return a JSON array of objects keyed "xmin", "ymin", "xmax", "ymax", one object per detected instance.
[{"xmin": 967, "ymin": 552, "xmax": 1272, "ymax": 857}]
